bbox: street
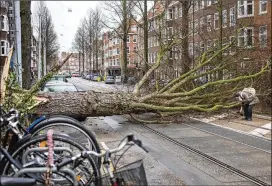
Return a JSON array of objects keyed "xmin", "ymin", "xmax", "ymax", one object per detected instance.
[{"xmin": 70, "ymin": 77, "xmax": 271, "ymax": 185}]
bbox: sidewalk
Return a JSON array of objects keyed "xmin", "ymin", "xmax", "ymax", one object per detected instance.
[{"xmin": 193, "ymin": 113, "xmax": 271, "ymax": 139}]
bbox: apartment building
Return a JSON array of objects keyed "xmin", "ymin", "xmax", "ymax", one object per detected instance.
[
  {"xmin": 60, "ymin": 52, "xmax": 81, "ymax": 73},
  {"xmin": 137, "ymin": 0, "xmax": 270, "ymax": 81},
  {"xmin": 137, "ymin": 1, "xmax": 166, "ymax": 79},
  {"xmin": 102, "ymin": 20, "xmax": 138, "ymax": 77},
  {"xmin": 0, "ymin": 1, "xmax": 10, "ymax": 74}
]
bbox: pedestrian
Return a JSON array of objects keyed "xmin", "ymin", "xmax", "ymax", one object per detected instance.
[{"xmin": 233, "ymin": 87, "xmax": 259, "ymax": 121}]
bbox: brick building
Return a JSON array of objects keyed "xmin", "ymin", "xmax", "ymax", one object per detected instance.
[
  {"xmin": 0, "ymin": 1, "xmax": 10, "ymax": 75},
  {"xmin": 102, "ymin": 20, "xmax": 138, "ymax": 77},
  {"xmin": 137, "ymin": 0, "xmax": 271, "ymax": 81},
  {"xmin": 60, "ymin": 52, "xmax": 81, "ymax": 73}
]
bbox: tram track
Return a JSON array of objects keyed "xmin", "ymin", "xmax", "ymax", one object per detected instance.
[{"xmin": 139, "ymin": 123, "xmax": 271, "ymax": 186}]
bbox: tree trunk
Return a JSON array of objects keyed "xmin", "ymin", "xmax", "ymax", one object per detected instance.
[
  {"xmin": 181, "ymin": 1, "xmax": 191, "ymax": 74},
  {"xmin": 218, "ymin": 0, "xmax": 223, "ymax": 80},
  {"xmin": 35, "ymin": 91, "xmax": 136, "ymax": 118},
  {"xmin": 21, "ymin": 1, "xmax": 32, "ymax": 89},
  {"xmin": 79, "ymin": 52, "xmax": 81, "ymax": 74},
  {"xmin": 143, "ymin": 0, "xmax": 149, "ymax": 74},
  {"xmin": 121, "ymin": 0, "xmax": 128, "ymax": 83}
]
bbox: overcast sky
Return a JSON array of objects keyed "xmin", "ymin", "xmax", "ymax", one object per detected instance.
[
  {"xmin": 31, "ymin": 1, "xmax": 153, "ymax": 54},
  {"xmin": 32, "ymin": 1, "xmax": 99, "ymax": 53}
]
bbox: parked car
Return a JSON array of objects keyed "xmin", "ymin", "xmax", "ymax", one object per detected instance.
[
  {"xmin": 115, "ymin": 76, "xmax": 122, "ymax": 84},
  {"xmin": 85, "ymin": 74, "xmax": 91, "ymax": 80},
  {"xmin": 48, "ymin": 75, "xmax": 68, "ymax": 83},
  {"xmin": 71, "ymin": 72, "xmax": 80, "ymax": 77},
  {"xmin": 105, "ymin": 76, "xmax": 115, "ymax": 84},
  {"xmin": 92, "ymin": 75, "xmax": 99, "ymax": 81},
  {"xmin": 41, "ymin": 82, "xmax": 78, "ymax": 92},
  {"xmin": 63, "ymin": 72, "xmax": 71, "ymax": 78}
]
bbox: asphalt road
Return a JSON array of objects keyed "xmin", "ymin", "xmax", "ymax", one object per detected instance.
[{"xmin": 69, "ymin": 77, "xmax": 271, "ymax": 185}]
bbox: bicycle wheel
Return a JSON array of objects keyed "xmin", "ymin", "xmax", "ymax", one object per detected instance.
[
  {"xmin": 2, "ymin": 134, "xmax": 101, "ymax": 186},
  {"xmin": 30, "ymin": 118, "xmax": 101, "ymax": 167}
]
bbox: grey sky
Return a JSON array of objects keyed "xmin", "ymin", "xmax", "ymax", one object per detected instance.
[
  {"xmin": 31, "ymin": 1, "xmax": 153, "ymax": 54},
  {"xmin": 32, "ymin": 1, "xmax": 99, "ymax": 52}
]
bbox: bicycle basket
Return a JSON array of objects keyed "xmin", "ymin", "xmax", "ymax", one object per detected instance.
[{"xmin": 98, "ymin": 159, "xmax": 148, "ymax": 186}]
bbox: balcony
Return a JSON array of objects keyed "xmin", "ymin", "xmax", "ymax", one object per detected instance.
[
  {"xmin": 8, "ymin": 14, "xmax": 14, "ymax": 18},
  {"xmin": 8, "ymin": 6, "xmax": 13, "ymax": 11}
]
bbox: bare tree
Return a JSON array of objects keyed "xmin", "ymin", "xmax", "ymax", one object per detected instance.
[
  {"xmin": 33, "ymin": 2, "xmax": 60, "ymax": 72},
  {"xmin": 101, "ymin": 0, "xmax": 136, "ymax": 83}
]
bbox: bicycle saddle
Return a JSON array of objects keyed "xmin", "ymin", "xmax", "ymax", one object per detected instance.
[{"xmin": 0, "ymin": 176, "xmax": 36, "ymax": 186}]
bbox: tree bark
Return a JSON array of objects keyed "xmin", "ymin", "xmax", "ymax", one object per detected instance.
[
  {"xmin": 121, "ymin": 0, "xmax": 128, "ymax": 83},
  {"xmin": 143, "ymin": 0, "xmax": 149, "ymax": 74},
  {"xmin": 181, "ymin": 0, "xmax": 191, "ymax": 74},
  {"xmin": 21, "ymin": 1, "xmax": 32, "ymax": 89},
  {"xmin": 35, "ymin": 91, "xmax": 136, "ymax": 118}
]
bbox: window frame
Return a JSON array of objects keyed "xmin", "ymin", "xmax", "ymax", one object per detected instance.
[
  {"xmin": 238, "ymin": 27, "xmax": 254, "ymax": 48},
  {"xmin": 200, "ymin": 1, "xmax": 205, "ymax": 9},
  {"xmin": 207, "ymin": 15, "xmax": 212, "ymax": 31},
  {"xmin": 214, "ymin": 12, "xmax": 219, "ymax": 30},
  {"xmin": 207, "ymin": 0, "xmax": 212, "ymax": 6},
  {"xmin": 259, "ymin": 25, "xmax": 267, "ymax": 48},
  {"xmin": 229, "ymin": 7, "xmax": 236, "ymax": 27},
  {"xmin": 259, "ymin": 0, "xmax": 267, "ymax": 14},
  {"xmin": 222, "ymin": 9, "xmax": 227, "ymax": 28},
  {"xmin": 238, "ymin": 0, "xmax": 254, "ymax": 18}
]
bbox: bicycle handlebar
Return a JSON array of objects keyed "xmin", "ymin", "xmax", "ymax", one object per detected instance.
[{"xmin": 57, "ymin": 134, "xmax": 148, "ymax": 169}]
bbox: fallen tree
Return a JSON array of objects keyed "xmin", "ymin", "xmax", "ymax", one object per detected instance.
[{"xmin": 2, "ymin": 38, "xmax": 271, "ymax": 121}]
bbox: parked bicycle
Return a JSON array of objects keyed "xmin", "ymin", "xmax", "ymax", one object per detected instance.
[{"xmin": 0, "ymin": 107, "xmax": 101, "ymax": 167}]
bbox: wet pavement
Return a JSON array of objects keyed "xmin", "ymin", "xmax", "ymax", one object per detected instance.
[{"xmin": 81, "ymin": 115, "xmax": 271, "ymax": 185}]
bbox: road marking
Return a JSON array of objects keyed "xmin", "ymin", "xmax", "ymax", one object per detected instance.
[{"xmin": 249, "ymin": 122, "xmax": 271, "ymax": 137}]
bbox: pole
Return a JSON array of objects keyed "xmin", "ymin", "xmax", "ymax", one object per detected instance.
[
  {"xmin": 14, "ymin": 1, "xmax": 22, "ymax": 87},
  {"xmin": 43, "ymin": 37, "xmax": 46, "ymax": 76},
  {"xmin": 38, "ymin": 14, "xmax": 42, "ymax": 80}
]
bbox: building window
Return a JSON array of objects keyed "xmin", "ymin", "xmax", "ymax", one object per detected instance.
[
  {"xmin": 230, "ymin": 7, "xmax": 236, "ymax": 26},
  {"xmin": 223, "ymin": 10, "xmax": 227, "ymax": 28},
  {"xmin": 174, "ymin": 6, "xmax": 178, "ymax": 19},
  {"xmin": 0, "ymin": 40, "xmax": 9, "ymax": 56},
  {"xmin": 168, "ymin": 27, "xmax": 173, "ymax": 39},
  {"xmin": 168, "ymin": 8, "xmax": 173, "ymax": 20},
  {"xmin": 179, "ymin": 6, "xmax": 182, "ymax": 17},
  {"xmin": 200, "ymin": 1, "xmax": 205, "ymax": 9},
  {"xmin": 194, "ymin": 42, "xmax": 200, "ymax": 57},
  {"xmin": 200, "ymin": 17, "xmax": 205, "ymax": 29},
  {"xmin": 238, "ymin": 0, "xmax": 253, "ymax": 18},
  {"xmin": 133, "ymin": 46, "xmax": 137, "ymax": 53},
  {"xmin": 127, "ymin": 47, "xmax": 130, "ymax": 53},
  {"xmin": 133, "ymin": 35, "xmax": 137, "ymax": 43},
  {"xmin": 238, "ymin": 28, "xmax": 254, "ymax": 47},
  {"xmin": 200, "ymin": 41, "xmax": 205, "ymax": 54},
  {"xmin": 214, "ymin": 12, "xmax": 219, "ymax": 30},
  {"xmin": 194, "ymin": 19, "xmax": 199, "ymax": 35},
  {"xmin": 189, "ymin": 43, "xmax": 193, "ymax": 57},
  {"xmin": 131, "ymin": 25, "xmax": 137, "ymax": 32},
  {"xmin": 117, "ymin": 48, "xmax": 120, "ymax": 54},
  {"xmin": 207, "ymin": 0, "xmax": 211, "ymax": 6},
  {"xmin": 206, "ymin": 40, "xmax": 212, "ymax": 51},
  {"xmin": 259, "ymin": 0, "xmax": 267, "ymax": 14},
  {"xmin": 194, "ymin": 1, "xmax": 199, "ymax": 12},
  {"xmin": 207, "ymin": 15, "xmax": 212, "ymax": 31},
  {"xmin": 229, "ymin": 36, "xmax": 236, "ymax": 54},
  {"xmin": 127, "ymin": 35, "xmax": 130, "ymax": 43},
  {"xmin": 222, "ymin": 37, "xmax": 228, "ymax": 55},
  {"xmin": 0, "ymin": 15, "xmax": 9, "ymax": 32},
  {"xmin": 259, "ymin": 25, "xmax": 267, "ymax": 47}
]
